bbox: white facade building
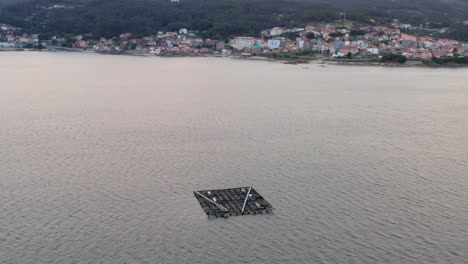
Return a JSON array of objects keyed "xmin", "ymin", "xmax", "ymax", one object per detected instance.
[
  {"xmin": 270, "ymin": 27, "xmax": 284, "ymax": 37},
  {"xmin": 230, "ymin": 37, "xmax": 256, "ymax": 50},
  {"xmin": 267, "ymin": 39, "xmax": 281, "ymax": 50}
]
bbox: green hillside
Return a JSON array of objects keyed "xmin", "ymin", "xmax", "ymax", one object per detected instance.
[{"xmin": 0, "ymin": 0, "xmax": 467, "ymax": 38}]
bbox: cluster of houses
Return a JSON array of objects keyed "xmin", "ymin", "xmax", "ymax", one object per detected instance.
[
  {"xmin": 93, "ymin": 30, "xmax": 228, "ymax": 55},
  {"xmin": 0, "ymin": 24, "xmax": 39, "ymax": 49},
  {"xmin": 230, "ymin": 23, "xmax": 468, "ymax": 59},
  {"xmin": 1, "ymin": 21, "xmax": 467, "ymax": 60}
]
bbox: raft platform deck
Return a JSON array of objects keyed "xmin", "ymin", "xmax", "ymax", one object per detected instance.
[{"xmin": 194, "ymin": 187, "xmax": 273, "ymax": 218}]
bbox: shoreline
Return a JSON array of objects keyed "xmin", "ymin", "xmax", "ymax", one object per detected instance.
[{"xmin": 2, "ymin": 48, "xmax": 468, "ymax": 68}]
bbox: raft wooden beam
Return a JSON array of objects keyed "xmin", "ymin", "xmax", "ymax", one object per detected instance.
[
  {"xmin": 194, "ymin": 191, "xmax": 228, "ymax": 212},
  {"xmin": 241, "ymin": 187, "xmax": 252, "ymax": 213}
]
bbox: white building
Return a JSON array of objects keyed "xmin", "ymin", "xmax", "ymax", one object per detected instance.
[
  {"xmin": 18, "ymin": 37, "xmax": 30, "ymax": 43},
  {"xmin": 298, "ymin": 40, "xmax": 304, "ymax": 49},
  {"xmin": 230, "ymin": 37, "xmax": 256, "ymax": 50},
  {"xmin": 424, "ymin": 41, "xmax": 434, "ymax": 48},
  {"xmin": 267, "ymin": 39, "xmax": 281, "ymax": 50},
  {"xmin": 367, "ymin": 48, "xmax": 379, "ymax": 55},
  {"xmin": 400, "ymin": 24, "xmax": 412, "ymax": 30},
  {"xmin": 270, "ymin": 27, "xmax": 285, "ymax": 37},
  {"xmin": 0, "ymin": 42, "xmax": 15, "ymax": 49}
]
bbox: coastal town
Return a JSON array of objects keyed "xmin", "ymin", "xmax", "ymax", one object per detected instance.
[{"xmin": 1, "ymin": 20, "xmax": 468, "ymax": 64}]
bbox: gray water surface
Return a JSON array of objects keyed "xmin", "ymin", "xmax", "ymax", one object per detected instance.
[{"xmin": 1, "ymin": 52, "xmax": 468, "ymax": 263}]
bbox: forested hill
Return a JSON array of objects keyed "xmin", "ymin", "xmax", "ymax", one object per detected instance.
[
  {"xmin": 5, "ymin": 0, "xmax": 336, "ymax": 37},
  {"xmin": 0, "ymin": 0, "xmax": 467, "ymax": 38}
]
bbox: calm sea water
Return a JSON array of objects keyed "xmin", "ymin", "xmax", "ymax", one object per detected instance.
[{"xmin": 1, "ymin": 52, "xmax": 468, "ymax": 263}]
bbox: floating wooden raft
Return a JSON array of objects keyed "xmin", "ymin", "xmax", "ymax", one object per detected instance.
[{"xmin": 194, "ymin": 187, "xmax": 273, "ymax": 218}]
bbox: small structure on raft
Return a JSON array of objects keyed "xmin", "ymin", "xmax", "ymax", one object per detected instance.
[{"xmin": 194, "ymin": 187, "xmax": 273, "ymax": 218}]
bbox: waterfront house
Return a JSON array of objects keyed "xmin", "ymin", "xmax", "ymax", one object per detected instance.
[
  {"xmin": 171, "ymin": 47, "xmax": 181, "ymax": 53},
  {"xmin": 366, "ymin": 47, "xmax": 380, "ymax": 55},
  {"xmin": 230, "ymin": 37, "xmax": 256, "ymax": 50},
  {"xmin": 419, "ymin": 50, "xmax": 433, "ymax": 59},
  {"xmin": 72, "ymin": 40, "xmax": 87, "ymax": 48},
  {"xmin": 336, "ymin": 46, "xmax": 359, "ymax": 57},
  {"xmin": 0, "ymin": 42, "xmax": 15, "ymax": 49},
  {"xmin": 18, "ymin": 36, "xmax": 30, "ymax": 43}
]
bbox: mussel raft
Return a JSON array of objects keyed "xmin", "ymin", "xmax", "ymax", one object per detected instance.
[{"xmin": 194, "ymin": 187, "xmax": 274, "ymax": 218}]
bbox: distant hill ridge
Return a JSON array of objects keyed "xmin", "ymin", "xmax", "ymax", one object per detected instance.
[{"xmin": 0, "ymin": 0, "xmax": 467, "ymax": 38}]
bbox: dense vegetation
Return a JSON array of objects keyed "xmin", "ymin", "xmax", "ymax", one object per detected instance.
[
  {"xmin": 328, "ymin": 0, "xmax": 468, "ymax": 24},
  {"xmin": 0, "ymin": 0, "xmax": 467, "ymax": 38},
  {"xmin": 431, "ymin": 56, "xmax": 468, "ymax": 65},
  {"xmin": 380, "ymin": 53, "xmax": 407, "ymax": 64},
  {"xmin": 441, "ymin": 23, "xmax": 468, "ymax": 41},
  {"xmin": 0, "ymin": 0, "xmax": 336, "ymax": 38}
]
